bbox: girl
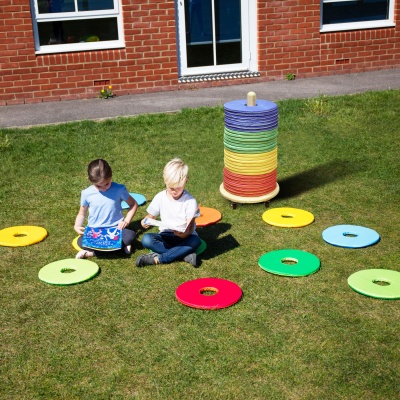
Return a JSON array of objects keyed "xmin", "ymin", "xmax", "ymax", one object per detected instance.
[{"xmin": 74, "ymin": 159, "xmax": 138, "ymax": 258}]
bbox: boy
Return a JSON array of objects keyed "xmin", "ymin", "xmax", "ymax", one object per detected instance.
[{"xmin": 136, "ymin": 158, "xmax": 201, "ymax": 267}]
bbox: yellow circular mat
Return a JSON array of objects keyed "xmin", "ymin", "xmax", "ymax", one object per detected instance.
[
  {"xmin": 224, "ymin": 160, "xmax": 277, "ymax": 175},
  {"xmin": 262, "ymin": 207, "xmax": 314, "ymax": 228},
  {"xmin": 224, "ymin": 147, "xmax": 277, "ymax": 162},
  {"xmin": 72, "ymin": 236, "xmax": 83, "ymax": 251},
  {"xmin": 0, "ymin": 226, "xmax": 48, "ymax": 247}
]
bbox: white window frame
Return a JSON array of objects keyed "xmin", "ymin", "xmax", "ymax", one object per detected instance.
[
  {"xmin": 177, "ymin": 0, "xmax": 257, "ymax": 76},
  {"xmin": 30, "ymin": 0, "xmax": 125, "ymax": 54},
  {"xmin": 320, "ymin": 0, "xmax": 395, "ymax": 32}
]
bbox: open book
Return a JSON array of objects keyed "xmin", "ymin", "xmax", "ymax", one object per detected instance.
[
  {"xmin": 82, "ymin": 226, "xmax": 122, "ymax": 251},
  {"xmin": 143, "ymin": 217, "xmax": 187, "ymax": 233}
]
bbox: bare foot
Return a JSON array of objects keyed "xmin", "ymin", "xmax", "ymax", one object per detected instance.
[{"xmin": 75, "ymin": 250, "xmax": 94, "ymax": 259}]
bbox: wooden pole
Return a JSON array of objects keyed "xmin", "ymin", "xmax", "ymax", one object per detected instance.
[{"xmin": 247, "ymin": 91, "xmax": 256, "ymax": 106}]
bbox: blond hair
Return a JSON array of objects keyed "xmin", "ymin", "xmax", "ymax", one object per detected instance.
[{"xmin": 163, "ymin": 158, "xmax": 188, "ymax": 188}]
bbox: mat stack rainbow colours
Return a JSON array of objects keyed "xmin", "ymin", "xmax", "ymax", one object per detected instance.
[{"xmin": 220, "ymin": 92, "xmax": 280, "ymax": 204}]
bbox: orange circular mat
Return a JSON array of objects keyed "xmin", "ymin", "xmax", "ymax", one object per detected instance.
[{"xmin": 195, "ymin": 207, "xmax": 222, "ymax": 227}]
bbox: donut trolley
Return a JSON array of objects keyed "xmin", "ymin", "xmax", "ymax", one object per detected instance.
[{"xmin": 220, "ymin": 92, "xmax": 280, "ymax": 208}]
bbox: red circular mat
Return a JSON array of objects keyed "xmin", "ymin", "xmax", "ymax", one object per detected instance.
[
  {"xmin": 223, "ymin": 168, "xmax": 277, "ymax": 197},
  {"xmin": 223, "ymin": 184, "xmax": 277, "ymax": 197},
  {"xmin": 175, "ymin": 278, "xmax": 242, "ymax": 309},
  {"xmin": 224, "ymin": 167, "xmax": 277, "ymax": 182}
]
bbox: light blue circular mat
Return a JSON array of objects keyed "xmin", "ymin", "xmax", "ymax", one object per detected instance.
[
  {"xmin": 121, "ymin": 193, "xmax": 146, "ymax": 209},
  {"xmin": 322, "ymin": 225, "xmax": 380, "ymax": 248}
]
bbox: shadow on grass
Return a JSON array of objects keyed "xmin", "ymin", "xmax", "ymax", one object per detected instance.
[
  {"xmin": 277, "ymin": 159, "xmax": 367, "ymax": 200},
  {"xmin": 197, "ymin": 222, "xmax": 240, "ymax": 260}
]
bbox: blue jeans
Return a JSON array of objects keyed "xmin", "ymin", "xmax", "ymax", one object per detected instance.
[{"xmin": 141, "ymin": 231, "xmax": 201, "ymax": 264}]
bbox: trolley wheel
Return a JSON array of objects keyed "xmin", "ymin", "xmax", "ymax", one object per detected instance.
[
  {"xmin": 264, "ymin": 201, "xmax": 270, "ymax": 208},
  {"xmin": 231, "ymin": 202, "xmax": 237, "ymax": 210}
]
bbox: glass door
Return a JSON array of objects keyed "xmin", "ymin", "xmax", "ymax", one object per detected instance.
[{"xmin": 177, "ymin": 0, "xmax": 256, "ymax": 76}]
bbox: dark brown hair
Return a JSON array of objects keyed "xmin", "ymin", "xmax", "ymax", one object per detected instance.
[{"xmin": 87, "ymin": 159, "xmax": 112, "ymax": 183}]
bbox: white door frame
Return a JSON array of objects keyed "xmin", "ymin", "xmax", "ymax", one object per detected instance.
[{"xmin": 177, "ymin": 0, "xmax": 257, "ymax": 76}]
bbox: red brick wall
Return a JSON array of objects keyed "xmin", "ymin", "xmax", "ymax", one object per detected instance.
[
  {"xmin": 1, "ymin": 0, "xmax": 399, "ymax": 106},
  {"xmin": 0, "ymin": 0, "xmax": 179, "ymax": 106},
  {"xmin": 258, "ymin": 1, "xmax": 400, "ymax": 78}
]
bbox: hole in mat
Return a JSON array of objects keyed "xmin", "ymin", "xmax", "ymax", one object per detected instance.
[
  {"xmin": 281, "ymin": 214, "xmax": 294, "ymax": 219},
  {"xmin": 13, "ymin": 233, "xmax": 27, "ymax": 237},
  {"xmin": 281, "ymin": 257, "xmax": 298, "ymax": 266},
  {"xmin": 343, "ymin": 232, "xmax": 358, "ymax": 237},
  {"xmin": 200, "ymin": 287, "xmax": 219, "ymax": 296},
  {"xmin": 61, "ymin": 268, "xmax": 76, "ymax": 274},
  {"xmin": 373, "ymin": 280, "xmax": 390, "ymax": 286}
]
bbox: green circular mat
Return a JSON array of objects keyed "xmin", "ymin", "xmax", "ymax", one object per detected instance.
[
  {"xmin": 258, "ymin": 249, "xmax": 320, "ymax": 277},
  {"xmin": 224, "ymin": 130, "xmax": 278, "ymax": 141},
  {"xmin": 196, "ymin": 238, "xmax": 207, "ymax": 255},
  {"xmin": 39, "ymin": 258, "xmax": 99, "ymax": 286},
  {"xmin": 224, "ymin": 138, "xmax": 277, "ymax": 153},
  {"xmin": 348, "ymin": 269, "xmax": 400, "ymax": 299},
  {"xmin": 225, "ymin": 127, "xmax": 278, "ymax": 137}
]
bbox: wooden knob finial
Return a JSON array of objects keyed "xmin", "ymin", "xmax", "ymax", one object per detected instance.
[{"xmin": 247, "ymin": 91, "xmax": 256, "ymax": 106}]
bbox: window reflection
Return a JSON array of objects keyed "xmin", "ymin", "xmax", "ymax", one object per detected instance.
[
  {"xmin": 78, "ymin": 0, "xmax": 114, "ymax": 11},
  {"xmin": 185, "ymin": 0, "xmax": 241, "ymax": 68},
  {"xmin": 38, "ymin": 0, "xmax": 114, "ymax": 14},
  {"xmin": 323, "ymin": 0, "xmax": 389, "ymax": 25},
  {"xmin": 39, "ymin": 17, "xmax": 118, "ymax": 45}
]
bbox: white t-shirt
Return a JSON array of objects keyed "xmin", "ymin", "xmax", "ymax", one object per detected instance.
[{"xmin": 146, "ymin": 190, "xmax": 198, "ymax": 234}]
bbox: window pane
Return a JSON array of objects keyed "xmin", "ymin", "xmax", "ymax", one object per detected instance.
[
  {"xmin": 38, "ymin": 0, "xmax": 76, "ymax": 14},
  {"xmin": 37, "ymin": 17, "xmax": 118, "ymax": 45},
  {"xmin": 77, "ymin": 0, "xmax": 114, "ymax": 11},
  {"xmin": 216, "ymin": 41, "xmax": 241, "ymax": 65},
  {"xmin": 184, "ymin": 0, "xmax": 242, "ymax": 68},
  {"xmin": 37, "ymin": 0, "xmax": 114, "ymax": 14},
  {"xmin": 323, "ymin": 0, "xmax": 389, "ymax": 25},
  {"xmin": 186, "ymin": 44, "xmax": 214, "ymax": 68},
  {"xmin": 215, "ymin": 0, "xmax": 241, "ymax": 41},
  {"xmin": 215, "ymin": 0, "xmax": 241, "ymax": 65},
  {"xmin": 185, "ymin": 0, "xmax": 212, "ymax": 44},
  {"xmin": 185, "ymin": 0, "xmax": 214, "ymax": 67}
]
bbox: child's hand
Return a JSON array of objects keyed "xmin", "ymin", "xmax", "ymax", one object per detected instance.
[
  {"xmin": 118, "ymin": 220, "xmax": 128, "ymax": 230},
  {"xmin": 74, "ymin": 225, "xmax": 85, "ymax": 235},
  {"xmin": 173, "ymin": 219, "xmax": 195, "ymax": 238},
  {"xmin": 173, "ymin": 230, "xmax": 186, "ymax": 238},
  {"xmin": 141, "ymin": 218, "xmax": 150, "ymax": 229}
]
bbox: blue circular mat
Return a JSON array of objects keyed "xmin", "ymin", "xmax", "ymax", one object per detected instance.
[
  {"xmin": 121, "ymin": 193, "xmax": 146, "ymax": 209},
  {"xmin": 224, "ymin": 100, "xmax": 279, "ymax": 132},
  {"xmin": 322, "ymin": 224, "xmax": 380, "ymax": 248},
  {"xmin": 224, "ymin": 99, "xmax": 278, "ymax": 113}
]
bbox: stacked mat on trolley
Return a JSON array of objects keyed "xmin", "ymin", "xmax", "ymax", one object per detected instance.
[{"xmin": 220, "ymin": 98, "xmax": 280, "ymax": 203}]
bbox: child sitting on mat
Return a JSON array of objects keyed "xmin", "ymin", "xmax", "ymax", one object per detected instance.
[
  {"xmin": 135, "ymin": 158, "xmax": 201, "ymax": 267},
  {"xmin": 74, "ymin": 159, "xmax": 138, "ymax": 259}
]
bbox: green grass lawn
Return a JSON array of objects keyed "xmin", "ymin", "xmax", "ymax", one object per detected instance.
[{"xmin": 1, "ymin": 90, "xmax": 399, "ymax": 399}]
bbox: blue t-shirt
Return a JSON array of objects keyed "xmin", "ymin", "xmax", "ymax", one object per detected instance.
[{"xmin": 80, "ymin": 182, "xmax": 130, "ymax": 228}]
